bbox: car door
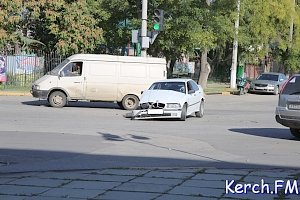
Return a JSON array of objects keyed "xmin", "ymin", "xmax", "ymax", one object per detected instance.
[
  {"xmin": 186, "ymin": 80, "xmax": 201, "ymax": 115},
  {"xmin": 58, "ymin": 61, "xmax": 85, "ymax": 99}
]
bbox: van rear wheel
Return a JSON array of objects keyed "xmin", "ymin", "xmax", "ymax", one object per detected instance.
[
  {"xmin": 122, "ymin": 95, "xmax": 139, "ymax": 110},
  {"xmin": 49, "ymin": 91, "xmax": 67, "ymax": 108}
]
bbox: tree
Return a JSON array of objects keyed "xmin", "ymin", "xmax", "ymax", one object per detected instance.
[{"xmin": 0, "ymin": 0, "xmax": 23, "ymax": 48}]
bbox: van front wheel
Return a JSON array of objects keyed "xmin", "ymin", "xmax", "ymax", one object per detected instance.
[
  {"xmin": 122, "ymin": 95, "xmax": 139, "ymax": 110},
  {"xmin": 49, "ymin": 91, "xmax": 67, "ymax": 108}
]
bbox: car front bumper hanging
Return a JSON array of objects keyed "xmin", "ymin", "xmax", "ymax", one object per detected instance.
[{"xmin": 131, "ymin": 109, "xmax": 182, "ymax": 120}]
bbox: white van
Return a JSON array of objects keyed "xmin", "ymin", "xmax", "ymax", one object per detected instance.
[{"xmin": 31, "ymin": 54, "xmax": 166, "ymax": 110}]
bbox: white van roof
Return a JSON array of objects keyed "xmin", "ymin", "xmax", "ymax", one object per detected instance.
[{"xmin": 67, "ymin": 54, "xmax": 166, "ymax": 64}]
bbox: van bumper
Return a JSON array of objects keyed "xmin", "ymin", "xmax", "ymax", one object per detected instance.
[{"xmin": 31, "ymin": 89, "xmax": 48, "ymax": 99}]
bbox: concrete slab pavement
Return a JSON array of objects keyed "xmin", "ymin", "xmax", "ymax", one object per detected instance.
[{"xmin": 1, "ymin": 167, "xmax": 300, "ymax": 200}]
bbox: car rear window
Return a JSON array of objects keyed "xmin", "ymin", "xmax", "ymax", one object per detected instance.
[{"xmin": 281, "ymin": 76, "xmax": 300, "ymax": 95}]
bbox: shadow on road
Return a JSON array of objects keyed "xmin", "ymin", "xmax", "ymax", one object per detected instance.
[
  {"xmin": 1, "ymin": 130, "xmax": 300, "ymax": 174},
  {"xmin": 229, "ymin": 128, "xmax": 297, "ymax": 140},
  {"xmin": 21, "ymin": 100, "xmax": 122, "ymax": 109}
]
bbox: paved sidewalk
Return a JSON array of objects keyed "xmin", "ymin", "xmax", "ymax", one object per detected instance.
[{"xmin": 0, "ymin": 167, "xmax": 299, "ymax": 200}]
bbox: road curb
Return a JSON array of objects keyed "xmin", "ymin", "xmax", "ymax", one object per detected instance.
[{"xmin": 205, "ymin": 91, "xmax": 232, "ymax": 95}]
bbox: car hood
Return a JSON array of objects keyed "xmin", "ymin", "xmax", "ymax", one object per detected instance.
[
  {"xmin": 140, "ymin": 90, "xmax": 186, "ymax": 104},
  {"xmin": 251, "ymin": 80, "xmax": 278, "ymax": 85}
]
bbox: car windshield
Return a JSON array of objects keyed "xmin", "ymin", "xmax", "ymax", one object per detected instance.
[
  {"xmin": 281, "ymin": 76, "xmax": 300, "ymax": 95},
  {"xmin": 47, "ymin": 59, "xmax": 70, "ymax": 76},
  {"xmin": 149, "ymin": 82, "xmax": 186, "ymax": 93},
  {"xmin": 257, "ymin": 74, "xmax": 279, "ymax": 81}
]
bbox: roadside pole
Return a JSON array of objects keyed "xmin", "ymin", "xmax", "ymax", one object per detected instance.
[
  {"xmin": 141, "ymin": 0, "xmax": 148, "ymax": 57},
  {"xmin": 230, "ymin": 0, "xmax": 240, "ymax": 89}
]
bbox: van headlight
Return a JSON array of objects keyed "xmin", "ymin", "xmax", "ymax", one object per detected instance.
[
  {"xmin": 166, "ymin": 103, "xmax": 181, "ymax": 109},
  {"xmin": 32, "ymin": 84, "xmax": 40, "ymax": 90}
]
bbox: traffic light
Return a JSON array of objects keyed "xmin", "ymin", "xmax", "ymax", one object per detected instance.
[{"xmin": 153, "ymin": 9, "xmax": 164, "ymax": 31}]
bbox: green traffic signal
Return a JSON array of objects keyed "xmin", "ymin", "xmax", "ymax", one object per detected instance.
[{"xmin": 153, "ymin": 23, "xmax": 160, "ymax": 31}]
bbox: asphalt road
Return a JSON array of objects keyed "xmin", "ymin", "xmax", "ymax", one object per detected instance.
[{"xmin": 0, "ymin": 94, "xmax": 297, "ymax": 173}]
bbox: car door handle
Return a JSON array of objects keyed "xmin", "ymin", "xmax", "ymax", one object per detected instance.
[{"xmin": 73, "ymin": 82, "xmax": 81, "ymax": 83}]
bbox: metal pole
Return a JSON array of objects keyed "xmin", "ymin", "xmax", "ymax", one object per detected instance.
[
  {"xmin": 141, "ymin": 0, "xmax": 148, "ymax": 57},
  {"xmin": 289, "ymin": 0, "xmax": 295, "ymax": 48},
  {"xmin": 230, "ymin": 0, "xmax": 240, "ymax": 89}
]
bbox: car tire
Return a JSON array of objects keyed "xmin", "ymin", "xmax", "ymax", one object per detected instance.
[
  {"xmin": 195, "ymin": 101, "xmax": 204, "ymax": 118},
  {"xmin": 180, "ymin": 103, "xmax": 187, "ymax": 121},
  {"xmin": 290, "ymin": 128, "xmax": 300, "ymax": 139},
  {"xmin": 273, "ymin": 86, "xmax": 279, "ymax": 95},
  {"xmin": 48, "ymin": 91, "xmax": 67, "ymax": 108},
  {"xmin": 121, "ymin": 95, "xmax": 139, "ymax": 110}
]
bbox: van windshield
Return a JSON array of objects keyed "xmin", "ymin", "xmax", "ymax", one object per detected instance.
[{"xmin": 48, "ymin": 59, "xmax": 70, "ymax": 76}]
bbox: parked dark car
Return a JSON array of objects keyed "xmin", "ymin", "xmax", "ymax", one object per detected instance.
[
  {"xmin": 249, "ymin": 72, "xmax": 287, "ymax": 95},
  {"xmin": 275, "ymin": 74, "xmax": 300, "ymax": 138}
]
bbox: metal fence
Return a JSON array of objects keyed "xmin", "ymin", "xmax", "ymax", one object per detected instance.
[{"xmin": 0, "ymin": 49, "xmax": 67, "ymax": 88}]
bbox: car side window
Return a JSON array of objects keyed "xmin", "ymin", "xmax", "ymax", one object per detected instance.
[
  {"xmin": 282, "ymin": 76, "xmax": 300, "ymax": 95},
  {"xmin": 189, "ymin": 80, "xmax": 199, "ymax": 91}
]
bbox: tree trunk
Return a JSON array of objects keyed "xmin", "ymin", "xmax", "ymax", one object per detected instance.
[{"xmin": 198, "ymin": 49, "xmax": 211, "ymax": 89}]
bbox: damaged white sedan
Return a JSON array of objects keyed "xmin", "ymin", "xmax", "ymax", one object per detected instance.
[{"xmin": 131, "ymin": 79, "xmax": 205, "ymax": 121}]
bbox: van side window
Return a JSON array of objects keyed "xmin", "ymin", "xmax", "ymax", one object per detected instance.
[{"xmin": 61, "ymin": 62, "xmax": 82, "ymax": 77}]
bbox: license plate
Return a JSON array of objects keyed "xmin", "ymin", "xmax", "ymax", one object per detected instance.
[
  {"xmin": 255, "ymin": 87, "xmax": 265, "ymax": 90},
  {"xmin": 147, "ymin": 109, "xmax": 163, "ymax": 114},
  {"xmin": 288, "ymin": 104, "xmax": 300, "ymax": 110}
]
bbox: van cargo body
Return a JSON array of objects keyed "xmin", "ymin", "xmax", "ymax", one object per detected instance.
[{"xmin": 31, "ymin": 54, "xmax": 166, "ymax": 110}]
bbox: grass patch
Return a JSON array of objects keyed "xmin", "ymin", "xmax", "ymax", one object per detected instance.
[
  {"xmin": 0, "ymin": 84, "xmax": 31, "ymax": 92},
  {"xmin": 205, "ymin": 82, "xmax": 235, "ymax": 93}
]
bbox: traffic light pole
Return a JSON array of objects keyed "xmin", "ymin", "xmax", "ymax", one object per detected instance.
[{"xmin": 141, "ymin": 0, "xmax": 148, "ymax": 57}]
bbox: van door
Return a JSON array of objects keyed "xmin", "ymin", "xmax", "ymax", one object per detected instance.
[
  {"xmin": 84, "ymin": 61, "xmax": 118, "ymax": 101},
  {"xmin": 58, "ymin": 61, "xmax": 85, "ymax": 99}
]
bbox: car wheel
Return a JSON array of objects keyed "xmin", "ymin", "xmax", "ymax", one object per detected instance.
[
  {"xmin": 195, "ymin": 100, "xmax": 204, "ymax": 118},
  {"xmin": 273, "ymin": 86, "xmax": 279, "ymax": 95},
  {"xmin": 290, "ymin": 128, "xmax": 300, "ymax": 139},
  {"xmin": 122, "ymin": 95, "xmax": 139, "ymax": 110},
  {"xmin": 49, "ymin": 91, "xmax": 67, "ymax": 108},
  {"xmin": 180, "ymin": 103, "xmax": 187, "ymax": 121}
]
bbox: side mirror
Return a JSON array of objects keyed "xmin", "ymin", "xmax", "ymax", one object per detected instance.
[
  {"xmin": 58, "ymin": 71, "xmax": 63, "ymax": 79},
  {"xmin": 188, "ymin": 90, "xmax": 195, "ymax": 94}
]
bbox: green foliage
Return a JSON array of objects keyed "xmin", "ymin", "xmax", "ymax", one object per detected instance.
[{"xmin": 0, "ymin": 0, "xmax": 22, "ymax": 47}]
